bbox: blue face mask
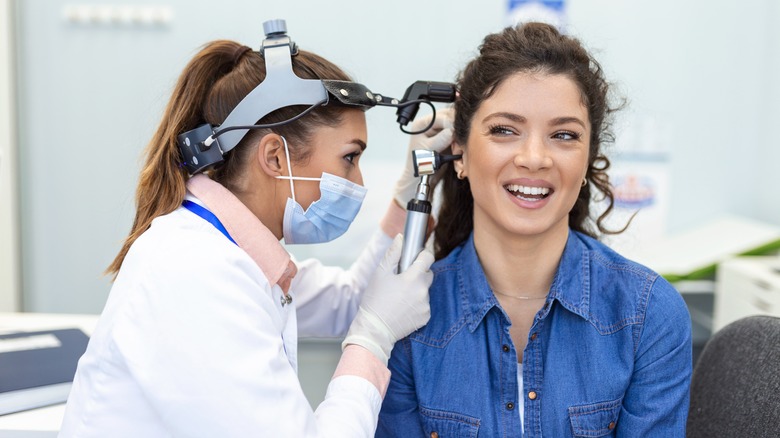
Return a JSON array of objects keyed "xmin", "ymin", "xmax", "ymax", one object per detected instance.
[{"xmin": 275, "ymin": 137, "xmax": 367, "ymax": 245}]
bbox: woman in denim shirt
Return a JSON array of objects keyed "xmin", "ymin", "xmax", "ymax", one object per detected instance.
[{"xmin": 377, "ymin": 22, "xmax": 692, "ymax": 437}]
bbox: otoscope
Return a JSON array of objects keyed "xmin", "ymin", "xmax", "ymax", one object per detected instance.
[
  {"xmin": 390, "ymin": 81, "xmax": 459, "ymax": 272},
  {"xmin": 398, "ymin": 149, "xmax": 461, "ymax": 272}
]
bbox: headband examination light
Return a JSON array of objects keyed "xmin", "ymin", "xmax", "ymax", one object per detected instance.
[{"xmin": 177, "ymin": 19, "xmax": 456, "ymax": 175}]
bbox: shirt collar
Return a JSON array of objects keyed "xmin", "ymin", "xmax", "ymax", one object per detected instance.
[
  {"xmin": 456, "ymin": 234, "xmax": 502, "ymax": 332},
  {"xmin": 186, "ymin": 174, "xmax": 297, "ymax": 294},
  {"xmin": 546, "ymin": 229, "xmax": 591, "ymax": 320},
  {"xmin": 459, "ymin": 229, "xmax": 591, "ymax": 332}
]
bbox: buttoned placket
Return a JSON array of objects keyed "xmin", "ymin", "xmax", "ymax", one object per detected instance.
[
  {"xmin": 495, "ymin": 307, "xmax": 523, "ymax": 437},
  {"xmin": 522, "ymin": 299, "xmax": 550, "ymax": 437}
]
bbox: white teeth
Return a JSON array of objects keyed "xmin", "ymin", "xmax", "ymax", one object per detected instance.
[{"xmin": 505, "ymin": 184, "xmax": 550, "ymax": 196}]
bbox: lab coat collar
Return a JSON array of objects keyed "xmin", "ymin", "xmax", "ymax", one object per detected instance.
[{"xmin": 186, "ymin": 174, "xmax": 297, "ymax": 294}]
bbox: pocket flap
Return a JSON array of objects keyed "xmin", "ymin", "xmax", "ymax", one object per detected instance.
[
  {"xmin": 568, "ymin": 397, "xmax": 622, "ymax": 437},
  {"xmin": 420, "ymin": 406, "xmax": 480, "ymax": 438}
]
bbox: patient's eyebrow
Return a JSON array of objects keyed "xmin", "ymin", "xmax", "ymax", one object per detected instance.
[
  {"xmin": 482, "ymin": 112, "xmax": 527, "ymax": 124},
  {"xmin": 549, "ymin": 116, "xmax": 586, "ymax": 129}
]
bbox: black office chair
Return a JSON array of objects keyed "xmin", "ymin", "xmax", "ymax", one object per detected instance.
[{"xmin": 687, "ymin": 315, "xmax": 780, "ymax": 437}]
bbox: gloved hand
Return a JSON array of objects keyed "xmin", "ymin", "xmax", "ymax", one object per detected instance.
[
  {"xmin": 393, "ymin": 107, "xmax": 455, "ymax": 208},
  {"xmin": 342, "ymin": 234, "xmax": 434, "ymax": 365}
]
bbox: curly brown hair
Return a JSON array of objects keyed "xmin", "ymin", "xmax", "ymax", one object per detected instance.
[{"xmin": 434, "ymin": 22, "xmax": 624, "ymax": 260}]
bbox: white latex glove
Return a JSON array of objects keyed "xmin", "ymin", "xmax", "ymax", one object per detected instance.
[
  {"xmin": 342, "ymin": 234, "xmax": 434, "ymax": 365},
  {"xmin": 393, "ymin": 107, "xmax": 455, "ymax": 208}
]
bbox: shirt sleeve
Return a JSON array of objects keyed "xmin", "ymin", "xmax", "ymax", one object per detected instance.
[
  {"xmin": 111, "ymin": 235, "xmax": 387, "ymax": 437},
  {"xmin": 294, "ymin": 229, "xmax": 393, "ymax": 338},
  {"xmin": 376, "ymin": 338, "xmax": 426, "ymax": 437},
  {"xmin": 617, "ymin": 277, "xmax": 693, "ymax": 435}
]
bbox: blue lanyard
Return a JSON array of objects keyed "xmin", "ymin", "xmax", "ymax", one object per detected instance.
[{"xmin": 182, "ymin": 200, "xmax": 237, "ymax": 245}]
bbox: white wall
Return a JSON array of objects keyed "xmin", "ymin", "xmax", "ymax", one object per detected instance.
[
  {"xmin": 9, "ymin": 0, "xmax": 780, "ymax": 314},
  {"xmin": 568, "ymin": 0, "xmax": 779, "ymax": 232},
  {"xmin": 0, "ymin": 0, "xmax": 20, "ymax": 311},
  {"xmin": 759, "ymin": 1, "xmax": 780, "ymax": 222}
]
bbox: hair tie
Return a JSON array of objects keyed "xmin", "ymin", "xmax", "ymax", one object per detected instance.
[{"xmin": 232, "ymin": 45, "xmax": 252, "ymax": 66}]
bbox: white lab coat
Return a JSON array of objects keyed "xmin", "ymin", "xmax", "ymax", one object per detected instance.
[{"xmin": 59, "ymin": 203, "xmax": 392, "ymax": 437}]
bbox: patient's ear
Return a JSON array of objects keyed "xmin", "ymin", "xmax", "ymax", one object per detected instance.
[
  {"xmin": 451, "ymin": 141, "xmax": 464, "ymax": 156},
  {"xmin": 257, "ymin": 134, "xmax": 286, "ymax": 177},
  {"xmin": 452, "ymin": 142, "xmax": 467, "ymax": 177}
]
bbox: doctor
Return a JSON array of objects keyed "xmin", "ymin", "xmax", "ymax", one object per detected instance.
[{"xmin": 59, "ymin": 22, "xmax": 452, "ymax": 437}]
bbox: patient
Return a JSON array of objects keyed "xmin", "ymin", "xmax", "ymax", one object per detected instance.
[{"xmin": 377, "ymin": 22, "xmax": 692, "ymax": 437}]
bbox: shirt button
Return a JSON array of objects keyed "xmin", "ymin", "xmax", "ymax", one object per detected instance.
[
  {"xmin": 608, "ymin": 421, "xmax": 616, "ymax": 430},
  {"xmin": 430, "ymin": 432, "xmax": 439, "ymax": 438},
  {"xmin": 530, "ymin": 333, "xmax": 538, "ymax": 341},
  {"xmin": 528, "ymin": 391, "xmax": 537, "ymax": 400},
  {"xmin": 502, "ymin": 344, "xmax": 510, "ymax": 352},
  {"xmin": 505, "ymin": 402, "xmax": 515, "ymax": 410}
]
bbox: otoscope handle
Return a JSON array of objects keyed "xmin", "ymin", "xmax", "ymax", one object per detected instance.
[{"xmin": 398, "ymin": 199, "xmax": 432, "ymax": 273}]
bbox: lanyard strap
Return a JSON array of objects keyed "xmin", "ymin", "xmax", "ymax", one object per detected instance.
[{"xmin": 182, "ymin": 200, "xmax": 237, "ymax": 245}]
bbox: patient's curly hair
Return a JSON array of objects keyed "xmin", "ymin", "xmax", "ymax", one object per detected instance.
[{"xmin": 435, "ymin": 22, "xmax": 624, "ymax": 259}]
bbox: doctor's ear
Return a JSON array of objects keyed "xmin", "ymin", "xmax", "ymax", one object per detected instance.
[{"xmin": 257, "ymin": 134, "xmax": 286, "ymax": 177}]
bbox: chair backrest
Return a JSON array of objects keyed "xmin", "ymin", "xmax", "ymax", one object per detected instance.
[{"xmin": 687, "ymin": 315, "xmax": 780, "ymax": 437}]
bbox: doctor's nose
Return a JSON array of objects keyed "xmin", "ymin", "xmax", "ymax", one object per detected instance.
[{"xmin": 352, "ymin": 168, "xmax": 364, "ymax": 187}]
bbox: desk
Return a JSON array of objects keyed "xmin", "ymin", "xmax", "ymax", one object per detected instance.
[
  {"xmin": 620, "ymin": 216, "xmax": 780, "ymax": 282},
  {"xmin": 0, "ymin": 313, "xmax": 98, "ymax": 436}
]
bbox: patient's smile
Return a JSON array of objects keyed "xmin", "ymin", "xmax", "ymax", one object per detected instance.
[{"xmin": 505, "ymin": 184, "xmax": 552, "ymax": 201}]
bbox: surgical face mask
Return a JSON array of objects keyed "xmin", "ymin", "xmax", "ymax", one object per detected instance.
[{"xmin": 275, "ymin": 136, "xmax": 367, "ymax": 244}]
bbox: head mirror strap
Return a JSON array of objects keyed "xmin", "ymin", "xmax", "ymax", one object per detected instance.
[
  {"xmin": 322, "ymin": 80, "xmax": 380, "ymax": 109},
  {"xmin": 215, "ymin": 19, "xmax": 330, "ymax": 154}
]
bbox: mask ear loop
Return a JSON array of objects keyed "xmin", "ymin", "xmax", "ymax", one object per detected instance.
[
  {"xmin": 276, "ymin": 136, "xmax": 322, "ymax": 204},
  {"xmin": 280, "ymin": 136, "xmax": 296, "ymax": 204}
]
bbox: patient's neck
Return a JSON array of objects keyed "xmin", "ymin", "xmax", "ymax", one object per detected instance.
[{"xmin": 473, "ymin": 219, "xmax": 569, "ymax": 298}]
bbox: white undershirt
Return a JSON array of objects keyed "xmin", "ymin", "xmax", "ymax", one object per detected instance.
[{"xmin": 518, "ymin": 363, "xmax": 524, "ymax": 434}]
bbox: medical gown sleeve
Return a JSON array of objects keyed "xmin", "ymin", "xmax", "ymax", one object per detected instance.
[
  {"xmin": 110, "ymin": 231, "xmax": 388, "ymax": 437},
  {"xmin": 293, "ymin": 228, "xmax": 393, "ymax": 337}
]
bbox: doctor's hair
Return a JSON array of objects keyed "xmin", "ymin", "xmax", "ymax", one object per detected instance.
[
  {"xmin": 435, "ymin": 22, "xmax": 624, "ymax": 260},
  {"xmin": 107, "ymin": 40, "xmax": 352, "ymax": 277}
]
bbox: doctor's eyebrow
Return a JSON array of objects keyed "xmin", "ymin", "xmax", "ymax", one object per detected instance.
[{"xmin": 351, "ymin": 139, "xmax": 367, "ymax": 151}]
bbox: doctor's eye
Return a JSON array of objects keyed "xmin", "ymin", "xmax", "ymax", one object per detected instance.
[{"xmin": 343, "ymin": 151, "xmax": 361, "ymax": 164}]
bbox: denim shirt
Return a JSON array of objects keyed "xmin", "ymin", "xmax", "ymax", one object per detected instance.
[{"xmin": 377, "ymin": 230, "xmax": 692, "ymax": 437}]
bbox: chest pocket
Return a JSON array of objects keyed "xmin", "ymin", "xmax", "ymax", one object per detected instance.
[
  {"xmin": 420, "ymin": 406, "xmax": 479, "ymax": 438},
  {"xmin": 567, "ymin": 398, "xmax": 622, "ymax": 437}
]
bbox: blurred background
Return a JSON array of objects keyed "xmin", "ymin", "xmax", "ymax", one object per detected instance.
[{"xmin": 1, "ymin": 0, "xmax": 780, "ymax": 410}]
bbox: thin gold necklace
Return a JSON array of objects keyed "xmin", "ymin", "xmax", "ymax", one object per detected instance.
[{"xmin": 492, "ymin": 289, "xmax": 549, "ymax": 300}]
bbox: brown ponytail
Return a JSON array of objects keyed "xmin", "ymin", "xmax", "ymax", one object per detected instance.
[{"xmin": 107, "ymin": 40, "xmax": 352, "ymax": 277}]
